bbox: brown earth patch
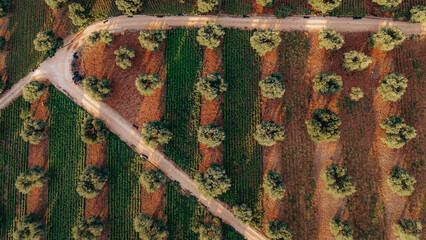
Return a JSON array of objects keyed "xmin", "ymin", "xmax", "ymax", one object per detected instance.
[
  {"xmin": 52, "ymin": 7, "xmax": 73, "ymax": 40},
  {"xmin": 141, "ymin": 164, "xmax": 167, "ymax": 220}
]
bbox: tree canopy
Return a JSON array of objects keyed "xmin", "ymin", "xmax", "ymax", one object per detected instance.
[
  {"xmin": 380, "ymin": 116, "xmax": 416, "ymax": 149},
  {"xmin": 387, "ymin": 166, "xmax": 416, "ymax": 196},
  {"xmin": 139, "ymin": 169, "xmax": 167, "ymax": 193},
  {"xmin": 377, "ymin": 72, "xmax": 408, "ymax": 101},
  {"xmin": 22, "ymin": 80, "xmax": 46, "ymax": 103},
  {"xmin": 199, "ymin": 222, "xmax": 221, "ymax": 240},
  {"xmin": 76, "ymin": 166, "xmax": 109, "ymax": 199},
  {"xmin": 81, "ymin": 116, "xmax": 109, "ymax": 145},
  {"xmin": 254, "ymin": 121, "xmax": 285, "ymax": 146},
  {"xmin": 115, "ymin": 0, "xmax": 142, "ymax": 15},
  {"xmin": 83, "ymin": 76, "xmax": 111, "ymax": 101},
  {"xmin": 195, "ymin": 72, "xmax": 227, "ymax": 101},
  {"xmin": 33, "ymin": 30, "xmax": 55, "ymax": 52},
  {"xmin": 197, "ymin": 0, "xmax": 220, "ymax": 13},
  {"xmin": 256, "ymin": 0, "xmax": 276, "ymax": 7},
  {"xmin": 194, "ymin": 163, "xmax": 231, "ymax": 198},
  {"xmin": 135, "ymin": 73, "xmax": 163, "ymax": 96},
  {"xmin": 330, "ymin": 215, "xmax": 353, "ymax": 240},
  {"xmin": 250, "ymin": 30, "xmax": 281, "ymax": 56},
  {"xmin": 232, "ymin": 204, "xmax": 253, "ymax": 225},
  {"xmin": 196, "ymin": 21, "xmax": 225, "ymax": 49},
  {"xmin": 141, "ymin": 120, "xmax": 173, "ymax": 148},
  {"xmin": 259, "ymin": 73, "xmax": 285, "ymax": 99},
  {"xmin": 318, "ymin": 29, "xmax": 344, "ymax": 50},
  {"xmin": 306, "ymin": 109, "xmax": 341, "ymax": 142},
  {"xmin": 13, "ymin": 213, "xmax": 46, "ymax": 240},
  {"xmin": 266, "ymin": 220, "xmax": 293, "ymax": 240},
  {"xmin": 72, "ymin": 217, "xmax": 104, "ymax": 240},
  {"xmin": 69, "ymin": 3, "xmax": 88, "ymax": 27},
  {"xmin": 0, "ymin": 36, "xmax": 6, "ymax": 50},
  {"xmin": 370, "ymin": 27, "xmax": 405, "ymax": 51},
  {"xmin": 372, "ymin": 0, "xmax": 402, "ymax": 11},
  {"xmin": 87, "ymin": 30, "xmax": 114, "ymax": 46},
  {"xmin": 20, "ymin": 119, "xmax": 47, "ymax": 144},
  {"xmin": 410, "ymin": 5, "xmax": 426, "ymax": 23},
  {"xmin": 138, "ymin": 30, "xmax": 166, "ymax": 52},
  {"xmin": 133, "ymin": 213, "xmax": 169, "ymax": 240},
  {"xmin": 263, "ymin": 170, "xmax": 286, "ymax": 200},
  {"xmin": 309, "ymin": 0, "xmax": 342, "ymax": 13},
  {"xmin": 342, "ymin": 50, "xmax": 372, "ymax": 72},
  {"xmin": 313, "ymin": 72, "xmax": 343, "ymax": 95},
  {"xmin": 321, "ymin": 164, "xmax": 356, "ymax": 198},
  {"xmin": 44, "ymin": 0, "xmax": 67, "ymax": 9},
  {"xmin": 15, "ymin": 166, "xmax": 48, "ymax": 194},
  {"xmin": 0, "ymin": 0, "xmax": 9, "ymax": 18},
  {"xmin": 198, "ymin": 123, "xmax": 225, "ymax": 148},
  {"xmin": 350, "ymin": 87, "xmax": 364, "ymax": 101},
  {"xmin": 393, "ymin": 219, "xmax": 422, "ymax": 240},
  {"xmin": 114, "ymin": 46, "xmax": 135, "ymax": 69}
]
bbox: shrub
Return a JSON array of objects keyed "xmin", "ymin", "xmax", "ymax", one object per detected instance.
[
  {"xmin": 196, "ymin": 21, "xmax": 224, "ymax": 49},
  {"xmin": 15, "ymin": 166, "xmax": 48, "ymax": 194},
  {"xmin": 81, "ymin": 116, "xmax": 109, "ymax": 145},
  {"xmin": 256, "ymin": 0, "xmax": 276, "ymax": 7},
  {"xmin": 254, "ymin": 121, "xmax": 285, "ymax": 146},
  {"xmin": 194, "ymin": 163, "xmax": 231, "ymax": 198},
  {"xmin": 83, "ymin": 76, "xmax": 111, "ymax": 101},
  {"xmin": 250, "ymin": 30, "xmax": 281, "ymax": 56},
  {"xmin": 135, "ymin": 73, "xmax": 163, "ymax": 96},
  {"xmin": 138, "ymin": 30, "xmax": 166, "ymax": 52},
  {"xmin": 198, "ymin": 123, "xmax": 225, "ymax": 148},
  {"xmin": 133, "ymin": 213, "xmax": 168, "ymax": 240},
  {"xmin": 410, "ymin": 5, "xmax": 426, "ymax": 23},
  {"xmin": 99, "ymin": 30, "xmax": 113, "ymax": 46},
  {"xmin": 20, "ymin": 119, "xmax": 47, "ymax": 144},
  {"xmin": 114, "ymin": 46, "xmax": 135, "ymax": 69},
  {"xmin": 306, "ymin": 109, "xmax": 341, "ymax": 142},
  {"xmin": 309, "ymin": 0, "xmax": 342, "ymax": 13},
  {"xmin": 0, "ymin": 36, "xmax": 6, "ymax": 50},
  {"xmin": 232, "ymin": 204, "xmax": 253, "ymax": 225},
  {"xmin": 44, "ymin": 0, "xmax": 67, "ymax": 9},
  {"xmin": 33, "ymin": 30, "xmax": 55, "ymax": 52},
  {"xmin": 115, "ymin": 0, "xmax": 142, "ymax": 15},
  {"xmin": 380, "ymin": 116, "xmax": 416, "ymax": 149},
  {"xmin": 87, "ymin": 32, "xmax": 100, "ymax": 46},
  {"xmin": 318, "ymin": 29, "xmax": 344, "ymax": 50},
  {"xmin": 342, "ymin": 50, "xmax": 372, "ymax": 72},
  {"xmin": 377, "ymin": 73, "xmax": 407, "ymax": 101},
  {"xmin": 0, "ymin": 0, "xmax": 9, "ymax": 18},
  {"xmin": 313, "ymin": 72, "xmax": 343, "ymax": 95},
  {"xmin": 76, "ymin": 166, "xmax": 109, "ymax": 199},
  {"xmin": 22, "ymin": 80, "xmax": 46, "ymax": 103},
  {"xmin": 372, "ymin": 0, "xmax": 402, "ymax": 11},
  {"xmin": 393, "ymin": 219, "xmax": 422, "ymax": 240},
  {"xmin": 141, "ymin": 120, "xmax": 172, "ymax": 148},
  {"xmin": 139, "ymin": 169, "xmax": 167, "ymax": 193},
  {"xmin": 69, "ymin": 3, "xmax": 88, "ymax": 27},
  {"xmin": 387, "ymin": 166, "xmax": 416, "ymax": 196},
  {"xmin": 72, "ymin": 217, "xmax": 104, "ymax": 240},
  {"xmin": 197, "ymin": 0, "xmax": 219, "ymax": 13},
  {"xmin": 13, "ymin": 213, "xmax": 46, "ymax": 240},
  {"xmin": 263, "ymin": 170, "xmax": 286, "ymax": 200},
  {"xmin": 266, "ymin": 221, "xmax": 293, "ymax": 240},
  {"xmin": 350, "ymin": 87, "xmax": 364, "ymax": 101},
  {"xmin": 199, "ymin": 222, "xmax": 221, "ymax": 240},
  {"xmin": 195, "ymin": 72, "xmax": 227, "ymax": 101},
  {"xmin": 274, "ymin": 4, "xmax": 292, "ymax": 18},
  {"xmin": 370, "ymin": 27, "xmax": 405, "ymax": 51},
  {"xmin": 259, "ymin": 73, "xmax": 285, "ymax": 99},
  {"xmin": 321, "ymin": 164, "xmax": 356, "ymax": 198},
  {"xmin": 20, "ymin": 109, "xmax": 35, "ymax": 119},
  {"xmin": 330, "ymin": 215, "xmax": 353, "ymax": 240}
]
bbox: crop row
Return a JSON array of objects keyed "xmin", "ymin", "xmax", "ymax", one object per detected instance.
[
  {"xmin": 142, "ymin": 0, "xmax": 197, "ymax": 15},
  {"xmin": 75, "ymin": 0, "xmax": 121, "ymax": 20}
]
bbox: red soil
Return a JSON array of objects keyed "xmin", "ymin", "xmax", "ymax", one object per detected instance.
[
  {"xmin": 52, "ymin": 7, "xmax": 73, "ymax": 40},
  {"xmin": 141, "ymin": 163, "xmax": 167, "ymax": 220},
  {"xmin": 0, "ymin": 15, "xmax": 9, "ymax": 86}
]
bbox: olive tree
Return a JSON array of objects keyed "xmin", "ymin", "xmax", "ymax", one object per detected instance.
[
  {"xmin": 309, "ymin": 0, "xmax": 342, "ymax": 13},
  {"xmin": 256, "ymin": 0, "xmax": 276, "ymax": 7},
  {"xmin": 197, "ymin": 0, "xmax": 219, "ymax": 13},
  {"xmin": 87, "ymin": 30, "xmax": 114, "ymax": 46},
  {"xmin": 313, "ymin": 72, "xmax": 343, "ymax": 95},
  {"xmin": 83, "ymin": 76, "xmax": 111, "ymax": 101},
  {"xmin": 321, "ymin": 164, "xmax": 356, "ymax": 198},
  {"xmin": 372, "ymin": 0, "xmax": 402, "ymax": 11},
  {"xmin": 87, "ymin": 32, "xmax": 100, "ymax": 46},
  {"xmin": 33, "ymin": 30, "xmax": 55, "ymax": 52},
  {"xmin": 133, "ymin": 213, "xmax": 168, "ymax": 240},
  {"xmin": 380, "ymin": 116, "xmax": 416, "ymax": 149},
  {"xmin": 195, "ymin": 72, "xmax": 227, "ymax": 101},
  {"xmin": 81, "ymin": 116, "xmax": 109, "ymax": 144},
  {"xmin": 370, "ymin": 27, "xmax": 405, "ymax": 51},
  {"xmin": 15, "ymin": 166, "xmax": 48, "ymax": 194},
  {"xmin": 76, "ymin": 166, "xmax": 109, "ymax": 199},
  {"xmin": 44, "ymin": 0, "xmax": 67, "ymax": 9},
  {"xmin": 199, "ymin": 222, "xmax": 221, "ymax": 240},
  {"xmin": 274, "ymin": 4, "xmax": 292, "ymax": 18},
  {"xmin": 306, "ymin": 109, "xmax": 341, "ymax": 142},
  {"xmin": 266, "ymin": 221, "xmax": 293, "ymax": 240},
  {"xmin": 22, "ymin": 80, "xmax": 46, "ymax": 103},
  {"xmin": 198, "ymin": 123, "xmax": 225, "ymax": 148},
  {"xmin": 139, "ymin": 169, "xmax": 167, "ymax": 193},
  {"xmin": 69, "ymin": 3, "xmax": 88, "ymax": 27},
  {"xmin": 393, "ymin": 219, "xmax": 422, "ymax": 240},
  {"xmin": 20, "ymin": 119, "xmax": 47, "ymax": 144},
  {"xmin": 330, "ymin": 215, "xmax": 353, "ymax": 240},
  {"xmin": 350, "ymin": 87, "xmax": 364, "ymax": 101},
  {"xmin": 250, "ymin": 30, "xmax": 281, "ymax": 56},
  {"xmin": 232, "ymin": 204, "xmax": 253, "ymax": 225},
  {"xmin": 115, "ymin": 0, "xmax": 142, "ymax": 15},
  {"xmin": 20, "ymin": 109, "xmax": 35, "ymax": 120},
  {"xmin": 259, "ymin": 73, "xmax": 285, "ymax": 99},
  {"xmin": 141, "ymin": 120, "xmax": 172, "ymax": 148},
  {"xmin": 254, "ymin": 121, "xmax": 285, "ymax": 146},
  {"xmin": 194, "ymin": 163, "xmax": 231, "ymax": 198},
  {"xmin": 135, "ymin": 73, "xmax": 163, "ymax": 96},
  {"xmin": 72, "ymin": 217, "xmax": 104, "ymax": 240},
  {"xmin": 138, "ymin": 30, "xmax": 166, "ymax": 52},
  {"xmin": 13, "ymin": 213, "xmax": 46, "ymax": 240},
  {"xmin": 319, "ymin": 29, "xmax": 344, "ymax": 50},
  {"xmin": 377, "ymin": 73, "xmax": 408, "ymax": 102},
  {"xmin": 114, "ymin": 46, "xmax": 135, "ymax": 69},
  {"xmin": 410, "ymin": 5, "xmax": 426, "ymax": 23},
  {"xmin": 196, "ymin": 21, "xmax": 224, "ymax": 49},
  {"xmin": 263, "ymin": 170, "xmax": 286, "ymax": 200},
  {"xmin": 387, "ymin": 166, "xmax": 416, "ymax": 196},
  {"xmin": 342, "ymin": 50, "xmax": 372, "ymax": 72}
]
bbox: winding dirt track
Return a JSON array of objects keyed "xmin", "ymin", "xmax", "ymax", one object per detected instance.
[{"xmin": 0, "ymin": 15, "xmax": 424, "ymax": 240}]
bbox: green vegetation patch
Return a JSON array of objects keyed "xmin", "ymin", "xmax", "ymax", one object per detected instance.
[
  {"xmin": 142, "ymin": 0, "xmax": 197, "ymax": 15},
  {"xmin": 221, "ymin": 0, "xmax": 251, "ymax": 15}
]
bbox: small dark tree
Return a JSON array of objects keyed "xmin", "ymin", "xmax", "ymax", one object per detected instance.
[
  {"xmin": 259, "ymin": 73, "xmax": 285, "ymax": 99},
  {"xmin": 13, "ymin": 213, "xmax": 46, "ymax": 240},
  {"xmin": 410, "ymin": 5, "xmax": 426, "ymax": 23},
  {"xmin": 377, "ymin": 72, "xmax": 408, "ymax": 102},
  {"xmin": 15, "ymin": 166, "xmax": 48, "ymax": 194},
  {"xmin": 250, "ymin": 30, "xmax": 281, "ymax": 56},
  {"xmin": 350, "ymin": 87, "xmax": 364, "ymax": 101},
  {"xmin": 133, "ymin": 213, "xmax": 168, "ymax": 240},
  {"xmin": 141, "ymin": 120, "xmax": 172, "ymax": 148},
  {"xmin": 197, "ymin": 0, "xmax": 219, "ymax": 13},
  {"xmin": 195, "ymin": 72, "xmax": 227, "ymax": 101},
  {"xmin": 194, "ymin": 163, "xmax": 231, "ymax": 198},
  {"xmin": 387, "ymin": 166, "xmax": 416, "ymax": 196},
  {"xmin": 83, "ymin": 76, "xmax": 111, "ymax": 100},
  {"xmin": 198, "ymin": 123, "xmax": 225, "ymax": 148},
  {"xmin": 76, "ymin": 166, "xmax": 109, "ymax": 199},
  {"xmin": 81, "ymin": 116, "xmax": 109, "ymax": 145},
  {"xmin": 318, "ymin": 29, "xmax": 344, "ymax": 50},
  {"xmin": 313, "ymin": 72, "xmax": 343, "ymax": 95},
  {"xmin": 196, "ymin": 21, "xmax": 224, "ymax": 49},
  {"xmin": 321, "ymin": 164, "xmax": 356, "ymax": 198},
  {"xmin": 266, "ymin": 221, "xmax": 293, "ymax": 240},
  {"xmin": 20, "ymin": 119, "xmax": 47, "ymax": 144},
  {"xmin": 342, "ymin": 50, "xmax": 372, "ymax": 72},
  {"xmin": 380, "ymin": 116, "xmax": 416, "ymax": 149},
  {"xmin": 115, "ymin": 0, "xmax": 142, "ymax": 15},
  {"xmin": 232, "ymin": 204, "xmax": 253, "ymax": 225},
  {"xmin": 138, "ymin": 30, "xmax": 166, "ymax": 52},
  {"xmin": 393, "ymin": 219, "xmax": 422, "ymax": 240},
  {"xmin": 330, "ymin": 215, "xmax": 353, "ymax": 240},
  {"xmin": 274, "ymin": 4, "xmax": 292, "ymax": 18},
  {"xmin": 254, "ymin": 121, "xmax": 285, "ymax": 146},
  {"xmin": 139, "ymin": 169, "xmax": 167, "ymax": 193},
  {"xmin": 44, "ymin": 0, "xmax": 67, "ymax": 9},
  {"xmin": 135, "ymin": 73, "xmax": 163, "ymax": 96},
  {"xmin": 263, "ymin": 170, "xmax": 286, "ymax": 200},
  {"xmin": 199, "ymin": 222, "xmax": 221, "ymax": 240},
  {"xmin": 22, "ymin": 80, "xmax": 46, "ymax": 103},
  {"xmin": 306, "ymin": 109, "xmax": 341, "ymax": 142},
  {"xmin": 0, "ymin": 36, "xmax": 6, "ymax": 50},
  {"xmin": 114, "ymin": 46, "xmax": 135, "ymax": 69},
  {"xmin": 256, "ymin": 0, "xmax": 276, "ymax": 7},
  {"xmin": 309, "ymin": 0, "xmax": 342, "ymax": 13},
  {"xmin": 69, "ymin": 3, "xmax": 88, "ymax": 27},
  {"xmin": 72, "ymin": 217, "xmax": 104, "ymax": 240},
  {"xmin": 0, "ymin": 0, "xmax": 9, "ymax": 18},
  {"xmin": 372, "ymin": 0, "xmax": 402, "ymax": 11},
  {"xmin": 33, "ymin": 30, "xmax": 55, "ymax": 52},
  {"xmin": 370, "ymin": 27, "xmax": 405, "ymax": 51}
]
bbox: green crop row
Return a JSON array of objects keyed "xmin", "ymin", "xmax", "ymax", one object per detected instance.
[
  {"xmin": 221, "ymin": 0, "xmax": 252, "ymax": 15},
  {"xmin": 142, "ymin": 0, "xmax": 197, "ymax": 15},
  {"xmin": 75, "ymin": 0, "xmax": 121, "ymax": 21}
]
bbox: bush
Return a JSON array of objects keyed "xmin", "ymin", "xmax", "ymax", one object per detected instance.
[
  {"xmin": 377, "ymin": 73, "xmax": 407, "ymax": 102},
  {"xmin": 194, "ymin": 163, "xmax": 231, "ymax": 198},
  {"xmin": 0, "ymin": 0, "xmax": 9, "ymax": 18},
  {"xmin": 254, "ymin": 121, "xmax": 285, "ymax": 146},
  {"xmin": 20, "ymin": 119, "xmax": 47, "ymax": 144},
  {"xmin": 313, "ymin": 72, "xmax": 343, "ymax": 95},
  {"xmin": 199, "ymin": 222, "xmax": 221, "ymax": 240},
  {"xmin": 133, "ymin": 213, "xmax": 168, "ymax": 240},
  {"xmin": 342, "ymin": 50, "xmax": 372, "ymax": 72},
  {"xmin": 13, "ymin": 213, "xmax": 46, "ymax": 240},
  {"xmin": 198, "ymin": 123, "xmax": 225, "ymax": 148},
  {"xmin": 114, "ymin": 46, "xmax": 135, "ymax": 69},
  {"xmin": 387, "ymin": 166, "xmax": 416, "ymax": 196},
  {"xmin": 33, "ymin": 30, "xmax": 55, "ymax": 52},
  {"xmin": 263, "ymin": 170, "xmax": 285, "ymax": 200},
  {"xmin": 69, "ymin": 3, "xmax": 88, "ymax": 27},
  {"xmin": 256, "ymin": 0, "xmax": 276, "ymax": 7},
  {"xmin": 250, "ymin": 30, "xmax": 281, "ymax": 56},
  {"xmin": 370, "ymin": 27, "xmax": 405, "ymax": 51},
  {"xmin": 410, "ymin": 5, "xmax": 426, "ymax": 23},
  {"xmin": 72, "ymin": 217, "xmax": 104, "ymax": 240},
  {"xmin": 76, "ymin": 166, "xmax": 109, "ymax": 199},
  {"xmin": 87, "ymin": 30, "xmax": 114, "ymax": 46},
  {"xmin": 44, "ymin": 0, "xmax": 67, "ymax": 9},
  {"xmin": 330, "ymin": 215, "xmax": 353, "ymax": 240},
  {"xmin": 141, "ymin": 120, "xmax": 172, "ymax": 148},
  {"xmin": 195, "ymin": 72, "xmax": 227, "ymax": 100},
  {"xmin": 83, "ymin": 76, "xmax": 111, "ymax": 101},
  {"xmin": 380, "ymin": 116, "xmax": 416, "ymax": 149},
  {"xmin": 22, "ymin": 80, "xmax": 46, "ymax": 103},
  {"xmin": 350, "ymin": 87, "xmax": 364, "ymax": 101},
  {"xmin": 232, "ymin": 204, "xmax": 253, "ymax": 225},
  {"xmin": 87, "ymin": 32, "xmax": 100, "ymax": 46},
  {"xmin": 197, "ymin": 0, "xmax": 219, "ymax": 13},
  {"xmin": 306, "ymin": 109, "xmax": 341, "ymax": 142},
  {"xmin": 81, "ymin": 116, "xmax": 109, "ymax": 145},
  {"xmin": 274, "ymin": 4, "xmax": 292, "ymax": 18},
  {"xmin": 20, "ymin": 109, "xmax": 35, "ymax": 119},
  {"xmin": 0, "ymin": 36, "xmax": 6, "ymax": 50},
  {"xmin": 372, "ymin": 0, "xmax": 402, "ymax": 11},
  {"xmin": 139, "ymin": 169, "xmax": 167, "ymax": 193},
  {"xmin": 319, "ymin": 29, "xmax": 344, "ymax": 50},
  {"xmin": 266, "ymin": 221, "xmax": 293, "ymax": 240},
  {"xmin": 259, "ymin": 73, "xmax": 285, "ymax": 99},
  {"xmin": 115, "ymin": 0, "xmax": 142, "ymax": 15},
  {"xmin": 196, "ymin": 21, "xmax": 224, "ymax": 49},
  {"xmin": 135, "ymin": 73, "xmax": 163, "ymax": 96},
  {"xmin": 321, "ymin": 164, "xmax": 356, "ymax": 198},
  {"xmin": 15, "ymin": 166, "xmax": 48, "ymax": 194},
  {"xmin": 393, "ymin": 219, "xmax": 422, "ymax": 240},
  {"xmin": 138, "ymin": 30, "xmax": 166, "ymax": 52},
  {"xmin": 309, "ymin": 0, "xmax": 342, "ymax": 13}
]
